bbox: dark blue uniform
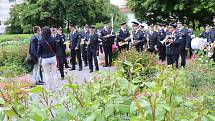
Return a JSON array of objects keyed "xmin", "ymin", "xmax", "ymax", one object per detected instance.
[
  {"xmin": 132, "ymin": 30, "xmax": 146, "ymax": 52},
  {"xmin": 117, "ymin": 29, "xmax": 130, "ymax": 52},
  {"xmin": 100, "ymin": 28, "xmax": 115, "ymax": 67},
  {"xmin": 70, "ymin": 31, "xmax": 82, "ymax": 70},
  {"xmin": 200, "ymin": 31, "xmax": 209, "ymax": 39},
  {"xmin": 208, "ymin": 27, "xmax": 215, "ymax": 60},
  {"xmin": 158, "ymin": 29, "xmax": 166, "ymax": 61},
  {"xmin": 87, "ymin": 34, "xmax": 99, "ymax": 72},
  {"xmin": 81, "ymin": 31, "xmax": 90, "ymax": 66},
  {"xmin": 55, "ymin": 34, "xmax": 66, "ymax": 78},
  {"xmin": 166, "ymin": 31, "xmax": 180, "ymax": 68},
  {"xmin": 146, "ymin": 30, "xmax": 159, "ymax": 53},
  {"xmin": 176, "ymin": 27, "xmax": 191, "ymax": 67}
]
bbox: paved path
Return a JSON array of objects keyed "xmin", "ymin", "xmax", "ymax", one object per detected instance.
[{"xmin": 58, "ymin": 66, "xmax": 116, "ymax": 86}]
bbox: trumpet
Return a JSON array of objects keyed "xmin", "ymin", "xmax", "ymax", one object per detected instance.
[{"xmin": 161, "ymin": 35, "xmax": 176, "ymax": 47}]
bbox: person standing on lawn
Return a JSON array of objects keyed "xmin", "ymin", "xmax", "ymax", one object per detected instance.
[
  {"xmin": 81, "ymin": 24, "xmax": 90, "ymax": 67},
  {"xmin": 208, "ymin": 17, "xmax": 215, "ymax": 61},
  {"xmin": 117, "ymin": 22, "xmax": 131, "ymax": 52}
]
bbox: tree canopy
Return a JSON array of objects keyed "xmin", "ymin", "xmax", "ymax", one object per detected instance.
[
  {"xmin": 6, "ymin": 0, "xmax": 125, "ymax": 34},
  {"xmin": 127, "ymin": 0, "xmax": 215, "ymax": 28}
]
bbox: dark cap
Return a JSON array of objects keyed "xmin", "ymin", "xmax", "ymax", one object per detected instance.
[
  {"xmin": 148, "ymin": 23, "xmax": 154, "ymax": 26},
  {"xmin": 120, "ymin": 22, "xmax": 126, "ymax": 25},
  {"xmin": 131, "ymin": 21, "xmax": 139, "ymax": 26},
  {"xmin": 89, "ymin": 25, "xmax": 96, "ymax": 29},
  {"xmin": 157, "ymin": 22, "xmax": 163, "ymax": 26},
  {"xmin": 69, "ymin": 23, "xmax": 76, "ymax": 27},
  {"xmin": 139, "ymin": 23, "xmax": 145, "ymax": 27},
  {"xmin": 169, "ymin": 23, "xmax": 177, "ymax": 28},
  {"xmin": 84, "ymin": 24, "xmax": 89, "ymax": 28},
  {"xmin": 177, "ymin": 20, "xmax": 184, "ymax": 24}
]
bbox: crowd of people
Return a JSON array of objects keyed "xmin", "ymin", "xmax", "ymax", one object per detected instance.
[{"xmin": 27, "ymin": 17, "xmax": 215, "ymax": 91}]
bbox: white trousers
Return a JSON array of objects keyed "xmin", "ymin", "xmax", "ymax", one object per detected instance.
[{"xmin": 41, "ymin": 56, "xmax": 58, "ymax": 91}]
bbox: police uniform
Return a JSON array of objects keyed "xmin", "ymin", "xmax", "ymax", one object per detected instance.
[
  {"xmin": 208, "ymin": 18, "xmax": 215, "ymax": 60},
  {"xmin": 61, "ymin": 33, "xmax": 69, "ymax": 68},
  {"xmin": 132, "ymin": 30, "xmax": 146, "ymax": 52},
  {"xmin": 87, "ymin": 26, "xmax": 99, "ymax": 72},
  {"xmin": 146, "ymin": 29, "xmax": 159, "ymax": 53},
  {"xmin": 176, "ymin": 21, "xmax": 191, "ymax": 67},
  {"xmin": 158, "ymin": 27, "xmax": 166, "ymax": 62},
  {"xmin": 117, "ymin": 23, "xmax": 131, "ymax": 52},
  {"xmin": 69, "ymin": 24, "xmax": 82, "ymax": 71},
  {"xmin": 117, "ymin": 22, "xmax": 131, "ymax": 52},
  {"xmin": 81, "ymin": 28, "xmax": 90, "ymax": 66},
  {"xmin": 166, "ymin": 24, "xmax": 180, "ymax": 68},
  {"xmin": 55, "ymin": 33, "xmax": 66, "ymax": 78},
  {"xmin": 100, "ymin": 22, "xmax": 115, "ymax": 67}
]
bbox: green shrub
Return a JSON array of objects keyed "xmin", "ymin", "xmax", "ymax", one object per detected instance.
[
  {"xmin": 0, "ymin": 64, "xmax": 26, "ymax": 78},
  {"xmin": 0, "ymin": 34, "xmax": 31, "ymax": 43}
]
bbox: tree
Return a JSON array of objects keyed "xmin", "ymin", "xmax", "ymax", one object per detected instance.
[
  {"xmin": 6, "ymin": 0, "xmax": 125, "ymax": 34},
  {"xmin": 127, "ymin": 0, "xmax": 215, "ymax": 29}
]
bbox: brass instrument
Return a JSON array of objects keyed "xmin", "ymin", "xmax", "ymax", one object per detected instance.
[
  {"xmin": 161, "ymin": 34, "xmax": 176, "ymax": 47},
  {"xmin": 118, "ymin": 37, "xmax": 130, "ymax": 46}
]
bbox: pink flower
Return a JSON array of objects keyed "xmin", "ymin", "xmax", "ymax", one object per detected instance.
[{"xmin": 112, "ymin": 44, "xmax": 118, "ymax": 53}]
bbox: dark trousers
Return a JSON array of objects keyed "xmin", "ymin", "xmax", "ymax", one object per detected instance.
[
  {"xmin": 99, "ymin": 45, "xmax": 103, "ymax": 53},
  {"xmin": 136, "ymin": 45, "xmax": 143, "ymax": 52},
  {"xmin": 119, "ymin": 45, "xmax": 126, "ymax": 52},
  {"xmin": 166, "ymin": 54, "xmax": 179, "ymax": 68},
  {"xmin": 88, "ymin": 48, "xmax": 99, "ymax": 70},
  {"xmin": 159, "ymin": 46, "xmax": 166, "ymax": 62},
  {"xmin": 103, "ymin": 46, "xmax": 113, "ymax": 66},
  {"xmin": 81, "ymin": 45, "xmax": 88, "ymax": 65},
  {"xmin": 180, "ymin": 49, "xmax": 186, "ymax": 67},
  {"xmin": 63, "ymin": 50, "xmax": 69, "ymax": 67},
  {"xmin": 57, "ymin": 56, "xmax": 65, "ymax": 77},
  {"xmin": 70, "ymin": 49, "xmax": 82, "ymax": 69}
]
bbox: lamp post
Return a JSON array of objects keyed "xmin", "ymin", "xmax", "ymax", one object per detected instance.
[{"xmin": 110, "ymin": 13, "xmax": 114, "ymax": 30}]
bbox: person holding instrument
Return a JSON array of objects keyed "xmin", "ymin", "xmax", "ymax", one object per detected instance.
[
  {"xmin": 87, "ymin": 26, "xmax": 99, "ymax": 73},
  {"xmin": 100, "ymin": 21, "xmax": 115, "ymax": 67}
]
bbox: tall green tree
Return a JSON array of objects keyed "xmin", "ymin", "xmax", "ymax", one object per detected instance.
[
  {"xmin": 127, "ymin": 0, "xmax": 215, "ymax": 28},
  {"xmin": 6, "ymin": 0, "xmax": 124, "ymax": 34}
]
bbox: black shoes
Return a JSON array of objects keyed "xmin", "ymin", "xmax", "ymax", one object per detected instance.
[
  {"xmin": 89, "ymin": 69, "xmax": 93, "ymax": 73},
  {"xmin": 35, "ymin": 80, "xmax": 45, "ymax": 85},
  {"xmin": 69, "ymin": 68, "xmax": 75, "ymax": 71},
  {"xmin": 78, "ymin": 68, "xmax": 82, "ymax": 71}
]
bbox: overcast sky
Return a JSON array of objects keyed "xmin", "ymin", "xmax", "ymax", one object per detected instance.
[{"xmin": 110, "ymin": 0, "xmax": 125, "ymax": 7}]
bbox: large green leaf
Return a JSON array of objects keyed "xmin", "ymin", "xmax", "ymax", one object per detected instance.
[{"xmin": 29, "ymin": 86, "xmax": 44, "ymax": 93}]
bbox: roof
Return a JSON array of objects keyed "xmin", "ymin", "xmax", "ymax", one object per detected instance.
[{"xmin": 119, "ymin": 7, "xmax": 131, "ymax": 13}]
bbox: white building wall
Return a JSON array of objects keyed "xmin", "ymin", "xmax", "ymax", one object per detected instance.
[{"xmin": 0, "ymin": 0, "xmax": 23, "ymax": 34}]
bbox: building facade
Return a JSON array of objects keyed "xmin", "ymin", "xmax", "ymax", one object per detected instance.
[
  {"xmin": 0, "ymin": 0, "xmax": 23, "ymax": 34},
  {"xmin": 110, "ymin": 0, "xmax": 136, "ymax": 27}
]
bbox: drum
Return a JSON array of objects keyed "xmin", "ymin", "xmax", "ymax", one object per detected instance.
[{"xmin": 191, "ymin": 38, "xmax": 205, "ymax": 50}]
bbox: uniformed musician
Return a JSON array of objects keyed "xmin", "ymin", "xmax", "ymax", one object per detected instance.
[
  {"xmin": 117, "ymin": 22, "xmax": 131, "ymax": 52},
  {"xmin": 87, "ymin": 26, "xmax": 99, "ymax": 73},
  {"xmin": 131, "ymin": 21, "xmax": 146, "ymax": 52},
  {"xmin": 146, "ymin": 24, "xmax": 159, "ymax": 54},
  {"xmin": 208, "ymin": 17, "xmax": 215, "ymax": 61},
  {"xmin": 165, "ymin": 23, "xmax": 180, "ymax": 68},
  {"xmin": 69, "ymin": 24, "xmax": 83, "ymax": 71},
  {"xmin": 157, "ymin": 23, "xmax": 166, "ymax": 62},
  {"xmin": 176, "ymin": 20, "xmax": 191, "ymax": 67},
  {"xmin": 100, "ymin": 21, "xmax": 115, "ymax": 67},
  {"xmin": 81, "ymin": 24, "xmax": 90, "ymax": 66}
]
